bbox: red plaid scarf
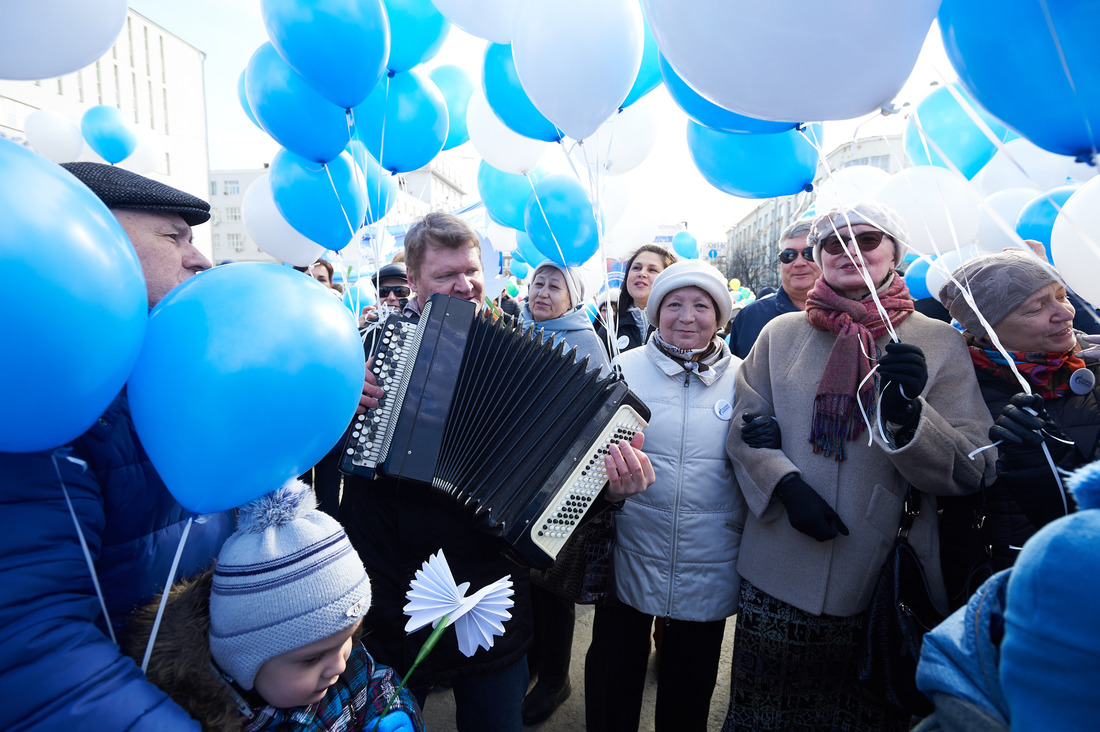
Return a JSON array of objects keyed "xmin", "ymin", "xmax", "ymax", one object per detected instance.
[{"xmin": 805, "ymin": 275, "xmax": 914, "ymax": 460}]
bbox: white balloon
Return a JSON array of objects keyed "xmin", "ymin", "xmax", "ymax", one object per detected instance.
[
  {"xmin": 117, "ymin": 131, "xmax": 164, "ymax": 176},
  {"xmin": 23, "ymin": 109, "xmax": 83, "ymax": 163},
  {"xmin": 926, "ymin": 244, "xmax": 982, "ymax": 304},
  {"xmin": 0, "ymin": 0, "xmax": 127, "ymax": 80},
  {"xmin": 975, "ymin": 187, "xmax": 1041, "ymax": 253},
  {"xmin": 512, "ymin": 0, "xmax": 644, "ymax": 140},
  {"xmin": 429, "ymin": 0, "xmax": 520, "ymax": 44},
  {"xmin": 243, "ymin": 174, "xmax": 326, "ymax": 267},
  {"xmin": 467, "ymin": 86, "xmax": 550, "ymax": 174},
  {"xmin": 597, "ymin": 177, "xmax": 632, "ymax": 232},
  {"xmin": 485, "ymin": 220, "xmax": 518, "ymax": 253},
  {"xmin": 813, "ymin": 165, "xmax": 892, "ymax": 212},
  {"xmin": 642, "ymin": 0, "xmax": 938, "ymax": 122},
  {"xmin": 1051, "ymin": 177, "xmax": 1100, "ymax": 310},
  {"xmin": 582, "ymin": 100, "xmax": 657, "ymax": 176},
  {"xmin": 875, "ymin": 167, "xmax": 981, "ymax": 257},
  {"xmin": 973, "ymin": 137, "xmax": 1099, "ymax": 196}
]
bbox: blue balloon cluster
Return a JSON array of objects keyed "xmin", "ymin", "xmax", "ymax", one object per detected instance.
[
  {"xmin": 524, "ymin": 175, "xmax": 601, "ymax": 267},
  {"xmin": 672, "ymin": 230, "xmax": 698, "ymax": 259},
  {"xmin": 429, "ymin": 64, "xmax": 474, "ymax": 150},
  {"xmin": 1016, "ymin": 185, "xmax": 1080, "ymax": 261},
  {"xmin": 661, "ymin": 54, "xmax": 794, "ymax": 135},
  {"xmin": 483, "ymin": 43, "xmax": 562, "ymax": 142},
  {"xmin": 903, "ymin": 83, "xmax": 1010, "ymax": 179},
  {"xmin": 687, "ymin": 122, "xmax": 821, "ymax": 199},
  {"xmin": 270, "ymin": 148, "xmax": 367, "ymax": 250},
  {"xmin": 353, "ymin": 69, "xmax": 448, "ymax": 173},
  {"xmin": 478, "ymin": 161, "xmax": 545, "ymax": 231},
  {"xmin": 81, "ymin": 105, "xmax": 138, "ymax": 163}
]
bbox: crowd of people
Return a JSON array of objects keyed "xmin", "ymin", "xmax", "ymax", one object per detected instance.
[{"xmin": 2, "ymin": 163, "xmax": 1096, "ymax": 732}]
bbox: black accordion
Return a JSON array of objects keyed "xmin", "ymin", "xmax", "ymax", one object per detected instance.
[{"xmin": 339, "ymin": 293, "xmax": 650, "ymax": 568}]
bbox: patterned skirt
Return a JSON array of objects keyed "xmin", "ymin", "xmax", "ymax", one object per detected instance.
[{"xmin": 721, "ymin": 580, "xmax": 912, "ymax": 732}]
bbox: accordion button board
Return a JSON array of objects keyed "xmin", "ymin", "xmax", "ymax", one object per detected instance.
[{"xmin": 529, "ymin": 405, "xmax": 648, "ymax": 560}]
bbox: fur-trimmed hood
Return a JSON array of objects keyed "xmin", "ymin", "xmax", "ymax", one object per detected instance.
[{"xmin": 122, "ymin": 569, "xmax": 241, "ymax": 732}]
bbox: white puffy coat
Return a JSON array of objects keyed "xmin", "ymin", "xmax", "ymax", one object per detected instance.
[{"xmin": 612, "ymin": 338, "xmax": 746, "ymax": 622}]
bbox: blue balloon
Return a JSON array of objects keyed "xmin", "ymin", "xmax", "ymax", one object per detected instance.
[
  {"xmin": 510, "ymin": 260, "xmax": 530, "ymax": 280},
  {"xmin": 524, "ymin": 174, "xmax": 601, "ymax": 267},
  {"xmin": 261, "ymin": 0, "xmax": 389, "ymax": 109},
  {"xmin": 353, "ymin": 69, "xmax": 448, "ymax": 173},
  {"xmin": 429, "ymin": 64, "xmax": 474, "ymax": 150},
  {"xmin": 237, "ymin": 70, "xmax": 262, "ymax": 129},
  {"xmin": 672, "ymin": 230, "xmax": 698, "ymax": 259},
  {"xmin": 81, "ymin": 105, "xmax": 138, "ymax": 164},
  {"xmin": 903, "ymin": 256, "xmax": 933, "ymax": 300},
  {"xmin": 345, "ymin": 141, "xmax": 399, "ymax": 225},
  {"xmin": 245, "ymin": 42, "xmax": 350, "ymax": 163},
  {"xmin": 342, "ymin": 276, "xmax": 377, "ymax": 314},
  {"xmin": 620, "ymin": 11, "xmax": 662, "ymax": 109},
  {"xmin": 904, "ymin": 83, "xmax": 1011, "ymax": 179},
  {"xmin": 383, "ymin": 0, "xmax": 450, "ymax": 72},
  {"xmin": 483, "ymin": 43, "xmax": 562, "ymax": 142},
  {"xmin": 513, "ymin": 230, "xmax": 543, "ymax": 266},
  {"xmin": 478, "ymin": 161, "xmax": 548, "ymax": 231},
  {"xmin": 270, "ymin": 148, "xmax": 368, "ymax": 250},
  {"xmin": 660, "ymin": 54, "xmax": 795, "ymax": 135},
  {"xmin": 1016, "ymin": 185, "xmax": 1080, "ymax": 261},
  {"xmin": 939, "ymin": 0, "xmax": 1100, "ymax": 158},
  {"xmin": 0, "ymin": 139, "xmax": 147, "ymax": 452},
  {"xmin": 128, "ymin": 264, "xmax": 365, "ymax": 514},
  {"xmin": 687, "ymin": 122, "xmax": 821, "ymax": 199}
]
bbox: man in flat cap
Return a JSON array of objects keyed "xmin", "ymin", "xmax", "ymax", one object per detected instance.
[{"xmin": 0, "ymin": 164, "xmax": 235, "ymax": 730}]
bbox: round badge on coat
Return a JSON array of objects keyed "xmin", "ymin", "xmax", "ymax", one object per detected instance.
[
  {"xmin": 1070, "ymin": 367, "xmax": 1095, "ymax": 395},
  {"xmin": 714, "ymin": 399, "xmax": 733, "ymax": 421},
  {"xmin": 616, "ymin": 335, "xmax": 630, "ymax": 349}
]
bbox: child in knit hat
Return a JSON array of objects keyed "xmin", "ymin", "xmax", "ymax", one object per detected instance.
[{"xmin": 126, "ymin": 480, "xmax": 424, "ymax": 732}]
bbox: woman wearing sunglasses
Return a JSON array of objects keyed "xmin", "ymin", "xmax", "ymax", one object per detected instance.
[{"xmin": 722, "ymin": 201, "xmax": 996, "ymax": 730}]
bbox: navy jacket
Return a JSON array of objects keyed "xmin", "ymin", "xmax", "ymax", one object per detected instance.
[
  {"xmin": 728, "ymin": 287, "xmax": 800, "ymax": 359},
  {"xmin": 0, "ymin": 391, "xmax": 234, "ymax": 730}
]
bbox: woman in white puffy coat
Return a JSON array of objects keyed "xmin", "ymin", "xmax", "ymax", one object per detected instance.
[{"xmin": 584, "ymin": 260, "xmax": 746, "ymax": 732}]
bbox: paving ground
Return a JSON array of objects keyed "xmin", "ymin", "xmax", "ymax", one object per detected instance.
[{"xmin": 420, "ymin": 605, "xmax": 737, "ymax": 731}]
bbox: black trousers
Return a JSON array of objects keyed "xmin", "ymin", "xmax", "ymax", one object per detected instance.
[
  {"xmin": 528, "ymin": 583, "xmax": 576, "ymax": 689},
  {"xmin": 585, "ymin": 601, "xmax": 726, "ymax": 732}
]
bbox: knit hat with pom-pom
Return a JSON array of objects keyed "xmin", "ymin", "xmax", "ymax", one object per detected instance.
[
  {"xmin": 208, "ymin": 480, "xmax": 371, "ymax": 690},
  {"xmin": 1000, "ymin": 459, "xmax": 1100, "ymax": 730}
]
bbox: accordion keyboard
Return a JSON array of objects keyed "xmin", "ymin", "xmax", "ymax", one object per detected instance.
[
  {"xmin": 529, "ymin": 405, "xmax": 649, "ymax": 560},
  {"xmin": 343, "ymin": 320, "xmax": 418, "ymax": 474}
]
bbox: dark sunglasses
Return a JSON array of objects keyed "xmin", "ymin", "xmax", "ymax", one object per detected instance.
[
  {"xmin": 778, "ymin": 247, "xmax": 814, "ymax": 264},
  {"xmin": 820, "ymin": 230, "xmax": 888, "ymax": 256},
  {"xmin": 378, "ymin": 285, "xmax": 411, "ymax": 298}
]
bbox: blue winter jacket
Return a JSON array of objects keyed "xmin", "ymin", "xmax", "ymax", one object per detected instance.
[
  {"xmin": 519, "ymin": 303, "xmax": 612, "ymax": 377},
  {"xmin": 0, "ymin": 391, "xmax": 235, "ymax": 730}
]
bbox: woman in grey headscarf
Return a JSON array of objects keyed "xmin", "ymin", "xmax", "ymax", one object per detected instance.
[{"xmin": 937, "ymin": 250, "xmax": 1099, "ymax": 606}]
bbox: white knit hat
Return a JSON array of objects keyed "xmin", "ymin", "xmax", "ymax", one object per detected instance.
[
  {"xmin": 646, "ymin": 260, "xmax": 733, "ymax": 326},
  {"xmin": 208, "ymin": 480, "xmax": 371, "ymax": 689},
  {"xmin": 532, "ymin": 260, "xmax": 586, "ymax": 306}
]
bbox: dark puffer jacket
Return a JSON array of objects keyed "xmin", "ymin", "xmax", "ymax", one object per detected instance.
[
  {"xmin": 0, "ymin": 391, "xmax": 234, "ymax": 730},
  {"xmin": 940, "ymin": 363, "xmax": 1100, "ymax": 606}
]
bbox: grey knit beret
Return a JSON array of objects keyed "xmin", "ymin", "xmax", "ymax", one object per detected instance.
[
  {"xmin": 938, "ymin": 250, "xmax": 1062, "ymax": 338},
  {"xmin": 646, "ymin": 259, "xmax": 733, "ymax": 327},
  {"xmin": 60, "ymin": 162, "xmax": 211, "ymax": 226},
  {"xmin": 809, "ymin": 200, "xmax": 909, "ymax": 267},
  {"xmin": 532, "ymin": 259, "xmax": 586, "ymax": 306},
  {"xmin": 208, "ymin": 481, "xmax": 371, "ymax": 689}
]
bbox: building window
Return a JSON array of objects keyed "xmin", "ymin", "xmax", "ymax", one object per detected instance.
[
  {"xmin": 224, "ymin": 180, "xmax": 240, "ymax": 195},
  {"xmin": 163, "ymin": 92, "xmax": 169, "ymax": 134},
  {"xmin": 132, "ymin": 72, "xmax": 139, "ymax": 122},
  {"xmin": 144, "ymin": 27, "xmax": 151, "ymax": 75},
  {"xmin": 113, "ymin": 64, "xmax": 120, "ymax": 106},
  {"xmin": 228, "ymin": 233, "xmax": 245, "ymax": 252},
  {"xmin": 210, "ymin": 181, "xmax": 218, "ymax": 196},
  {"xmin": 77, "ymin": 71, "xmax": 84, "ymax": 102},
  {"xmin": 211, "ymin": 233, "xmax": 220, "ymax": 247},
  {"xmin": 226, "ymin": 207, "xmax": 242, "ymax": 222},
  {"xmin": 159, "ymin": 36, "xmax": 166, "ymax": 83},
  {"xmin": 127, "ymin": 17, "xmax": 134, "ymax": 67},
  {"xmin": 164, "ymin": 152, "xmax": 171, "ymax": 174},
  {"xmin": 211, "ymin": 209, "xmax": 220, "ymax": 224},
  {"xmin": 148, "ymin": 80, "xmax": 155, "ymax": 129},
  {"xmin": 56, "ymin": 78, "xmax": 63, "ymax": 94},
  {"xmin": 96, "ymin": 61, "xmax": 103, "ymax": 103}
]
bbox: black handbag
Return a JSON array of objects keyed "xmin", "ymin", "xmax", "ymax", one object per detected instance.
[
  {"xmin": 530, "ymin": 508, "xmax": 616, "ymax": 605},
  {"xmin": 858, "ymin": 485, "xmax": 946, "ymax": 716}
]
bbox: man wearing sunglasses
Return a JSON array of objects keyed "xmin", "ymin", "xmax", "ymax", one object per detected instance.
[{"xmin": 729, "ymin": 219, "xmax": 821, "ymax": 358}]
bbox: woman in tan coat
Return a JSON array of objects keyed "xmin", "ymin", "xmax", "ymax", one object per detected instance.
[{"xmin": 721, "ymin": 202, "xmax": 996, "ymax": 731}]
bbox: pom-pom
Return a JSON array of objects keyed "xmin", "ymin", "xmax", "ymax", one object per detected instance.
[
  {"xmin": 236, "ymin": 479, "xmax": 317, "ymax": 533},
  {"xmin": 1066, "ymin": 460, "xmax": 1100, "ymax": 511}
]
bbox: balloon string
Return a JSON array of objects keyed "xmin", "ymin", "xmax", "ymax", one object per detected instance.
[
  {"xmin": 52, "ymin": 449, "xmax": 116, "ymax": 644},
  {"xmin": 142, "ymin": 515, "xmax": 193, "ymax": 673},
  {"xmin": 525, "ymin": 166, "xmax": 568, "ymax": 270}
]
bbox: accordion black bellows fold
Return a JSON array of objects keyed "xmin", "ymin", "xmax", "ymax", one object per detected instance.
[{"xmin": 339, "ymin": 293, "xmax": 649, "ymax": 567}]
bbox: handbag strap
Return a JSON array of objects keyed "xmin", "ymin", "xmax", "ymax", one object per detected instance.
[{"xmin": 897, "ymin": 484, "xmax": 922, "ymax": 540}]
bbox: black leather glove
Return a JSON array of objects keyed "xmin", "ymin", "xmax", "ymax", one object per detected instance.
[
  {"xmin": 775, "ymin": 474, "xmax": 849, "ymax": 542},
  {"xmin": 991, "ymin": 393, "xmax": 1072, "ymax": 470},
  {"xmin": 878, "ymin": 342, "xmax": 928, "ymax": 425},
  {"xmin": 742, "ymin": 413, "xmax": 781, "ymax": 449}
]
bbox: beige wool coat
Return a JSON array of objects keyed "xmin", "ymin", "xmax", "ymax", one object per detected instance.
[{"xmin": 728, "ymin": 310, "xmax": 996, "ymax": 617}]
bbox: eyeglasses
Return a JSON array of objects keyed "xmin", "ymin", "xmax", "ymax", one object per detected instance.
[
  {"xmin": 378, "ymin": 285, "xmax": 411, "ymax": 298},
  {"xmin": 820, "ymin": 230, "xmax": 888, "ymax": 256},
  {"xmin": 778, "ymin": 247, "xmax": 814, "ymax": 264}
]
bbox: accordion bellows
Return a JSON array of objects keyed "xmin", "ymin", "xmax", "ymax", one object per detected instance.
[{"xmin": 340, "ymin": 294, "xmax": 649, "ymax": 568}]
